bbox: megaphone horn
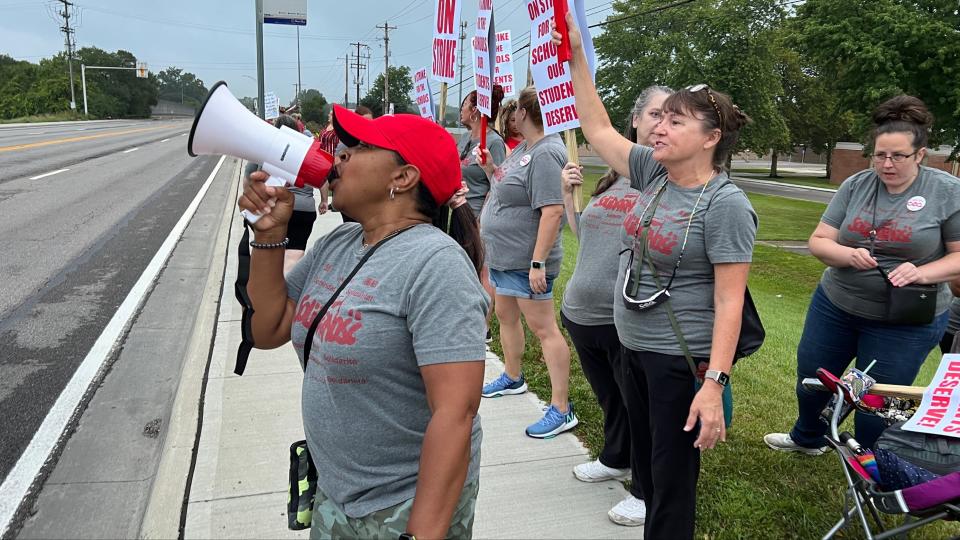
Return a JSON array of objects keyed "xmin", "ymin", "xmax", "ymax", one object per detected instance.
[{"xmin": 188, "ymin": 81, "xmax": 333, "ymax": 223}]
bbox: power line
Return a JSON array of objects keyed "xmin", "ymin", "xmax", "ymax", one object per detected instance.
[{"xmin": 589, "ymin": 0, "xmax": 699, "ymax": 28}]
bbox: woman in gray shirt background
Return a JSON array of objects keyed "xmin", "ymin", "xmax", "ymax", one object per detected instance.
[{"xmin": 477, "ymin": 86, "xmax": 577, "ymax": 440}]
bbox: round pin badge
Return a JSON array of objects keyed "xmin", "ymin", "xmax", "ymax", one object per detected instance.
[
  {"xmin": 519, "ymin": 154, "xmax": 532, "ymax": 167},
  {"xmin": 906, "ymin": 196, "xmax": 926, "ymax": 212}
]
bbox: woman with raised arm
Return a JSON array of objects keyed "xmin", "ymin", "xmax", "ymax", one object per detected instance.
[
  {"xmin": 765, "ymin": 95, "xmax": 960, "ymax": 453},
  {"xmin": 560, "ymin": 85, "xmax": 670, "ymax": 528},
  {"xmin": 239, "ymin": 107, "xmax": 488, "ymax": 539},
  {"xmin": 555, "ymin": 16, "xmax": 757, "ymax": 539}
]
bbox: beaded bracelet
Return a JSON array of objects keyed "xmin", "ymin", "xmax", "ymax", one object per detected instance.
[{"xmin": 249, "ymin": 237, "xmax": 289, "ymax": 249}]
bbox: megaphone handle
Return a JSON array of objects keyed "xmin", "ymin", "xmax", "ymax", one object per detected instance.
[{"xmin": 241, "ymin": 175, "xmax": 286, "ymax": 224}]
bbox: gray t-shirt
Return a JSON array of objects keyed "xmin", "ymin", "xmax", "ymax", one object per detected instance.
[
  {"xmin": 614, "ymin": 144, "xmax": 758, "ymax": 356},
  {"xmin": 479, "ymin": 133, "xmax": 566, "ymax": 274},
  {"xmin": 285, "ymin": 223, "xmax": 489, "ymax": 518},
  {"xmin": 244, "ymin": 161, "xmax": 316, "ymax": 213},
  {"xmin": 819, "ymin": 167, "xmax": 960, "ymax": 320},
  {"xmin": 459, "ymin": 130, "xmax": 507, "ymax": 217},
  {"xmin": 561, "ymin": 176, "xmax": 639, "ymax": 326}
]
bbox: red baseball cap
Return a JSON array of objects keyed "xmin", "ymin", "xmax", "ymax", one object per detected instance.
[{"xmin": 332, "ymin": 105, "xmax": 462, "ymax": 206}]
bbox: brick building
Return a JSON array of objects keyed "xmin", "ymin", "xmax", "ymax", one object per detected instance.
[{"xmin": 830, "ymin": 143, "xmax": 958, "ymax": 184}]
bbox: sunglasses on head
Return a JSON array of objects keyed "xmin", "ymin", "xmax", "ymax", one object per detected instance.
[{"xmin": 686, "ymin": 84, "xmax": 723, "ymax": 130}]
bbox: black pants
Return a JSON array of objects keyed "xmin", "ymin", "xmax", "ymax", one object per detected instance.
[
  {"xmin": 561, "ymin": 315, "xmax": 633, "ymax": 475},
  {"xmin": 620, "ymin": 346, "xmax": 701, "ymax": 540}
]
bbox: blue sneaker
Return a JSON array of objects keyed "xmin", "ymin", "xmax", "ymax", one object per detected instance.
[
  {"xmin": 481, "ymin": 372, "xmax": 527, "ymax": 398},
  {"xmin": 526, "ymin": 402, "xmax": 578, "ymax": 438}
]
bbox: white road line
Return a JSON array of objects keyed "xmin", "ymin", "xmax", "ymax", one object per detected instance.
[
  {"xmin": 160, "ymin": 138, "xmax": 170, "ymax": 143},
  {"xmin": 0, "ymin": 156, "xmax": 228, "ymax": 537},
  {"xmin": 29, "ymin": 168, "xmax": 70, "ymax": 180},
  {"xmin": 123, "ymin": 147, "xmax": 139, "ymax": 154},
  {"xmin": 180, "ymin": 133, "xmax": 187, "ymax": 136}
]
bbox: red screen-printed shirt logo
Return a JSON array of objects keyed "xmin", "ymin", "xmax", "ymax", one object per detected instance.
[
  {"xmin": 594, "ymin": 192, "xmax": 639, "ymax": 214},
  {"xmin": 295, "ymin": 295, "xmax": 363, "ymax": 345},
  {"xmin": 623, "ymin": 214, "xmax": 680, "ymax": 256},
  {"xmin": 847, "ymin": 217, "xmax": 913, "ymax": 243}
]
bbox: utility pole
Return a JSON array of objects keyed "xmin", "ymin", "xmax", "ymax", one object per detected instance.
[
  {"xmin": 457, "ymin": 20, "xmax": 467, "ymax": 109},
  {"xmin": 57, "ymin": 0, "xmax": 77, "ymax": 110},
  {"xmin": 377, "ymin": 21, "xmax": 396, "ymax": 114},
  {"xmin": 255, "ymin": 0, "xmax": 265, "ymax": 119},
  {"xmin": 344, "ymin": 53, "xmax": 349, "ymax": 106},
  {"xmin": 350, "ymin": 42, "xmax": 366, "ymax": 108},
  {"xmin": 296, "ymin": 26, "xmax": 302, "ymax": 108}
]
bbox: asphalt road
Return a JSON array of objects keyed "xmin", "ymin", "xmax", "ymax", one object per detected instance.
[
  {"xmin": 0, "ymin": 119, "xmax": 223, "ymax": 520},
  {"xmin": 578, "ymin": 155, "xmax": 835, "ymax": 204}
]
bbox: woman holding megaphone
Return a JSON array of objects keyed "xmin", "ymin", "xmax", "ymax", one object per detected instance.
[{"xmin": 239, "ymin": 107, "xmax": 488, "ymax": 539}]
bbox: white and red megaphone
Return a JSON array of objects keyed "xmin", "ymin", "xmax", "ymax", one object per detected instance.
[{"xmin": 188, "ymin": 81, "xmax": 333, "ymax": 223}]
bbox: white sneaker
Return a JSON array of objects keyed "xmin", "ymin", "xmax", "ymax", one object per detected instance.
[
  {"xmin": 572, "ymin": 459, "xmax": 630, "ymax": 483},
  {"xmin": 608, "ymin": 494, "xmax": 646, "ymax": 527},
  {"xmin": 763, "ymin": 433, "xmax": 829, "ymax": 456}
]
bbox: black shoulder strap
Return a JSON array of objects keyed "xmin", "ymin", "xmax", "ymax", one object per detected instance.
[
  {"xmin": 234, "ymin": 220, "xmax": 255, "ymax": 376},
  {"xmin": 300, "ymin": 225, "xmax": 415, "ymax": 370}
]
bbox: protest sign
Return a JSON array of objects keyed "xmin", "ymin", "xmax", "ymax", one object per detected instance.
[
  {"xmin": 263, "ymin": 92, "xmax": 280, "ymax": 120},
  {"xmin": 902, "ymin": 354, "xmax": 960, "ymax": 438},
  {"xmin": 432, "ymin": 0, "xmax": 462, "ymax": 84},
  {"xmin": 413, "ymin": 67, "xmax": 436, "ymax": 121},
  {"xmin": 494, "ymin": 30, "xmax": 516, "ymax": 97},
  {"xmin": 525, "ymin": 0, "xmax": 596, "ymax": 134},
  {"xmin": 472, "ymin": 0, "xmax": 496, "ymax": 117}
]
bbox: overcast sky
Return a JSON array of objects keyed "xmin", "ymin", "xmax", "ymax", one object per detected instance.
[{"xmin": 0, "ymin": 0, "xmax": 613, "ymax": 107}]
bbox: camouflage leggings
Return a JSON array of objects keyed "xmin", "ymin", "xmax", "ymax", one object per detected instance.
[{"xmin": 309, "ymin": 479, "xmax": 479, "ymax": 540}]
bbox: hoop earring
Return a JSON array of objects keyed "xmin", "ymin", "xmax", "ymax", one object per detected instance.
[{"xmin": 389, "ymin": 187, "xmax": 395, "ymax": 200}]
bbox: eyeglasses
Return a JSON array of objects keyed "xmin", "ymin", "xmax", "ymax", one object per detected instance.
[
  {"xmin": 871, "ymin": 151, "xmax": 918, "ymax": 164},
  {"xmin": 687, "ymin": 84, "xmax": 723, "ymax": 130}
]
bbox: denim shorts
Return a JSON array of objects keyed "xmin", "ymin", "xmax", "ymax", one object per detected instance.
[{"xmin": 489, "ymin": 269, "xmax": 557, "ymax": 300}]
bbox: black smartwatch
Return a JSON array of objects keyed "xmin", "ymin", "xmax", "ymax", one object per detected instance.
[
  {"xmin": 530, "ymin": 260, "xmax": 545, "ymax": 269},
  {"xmin": 399, "ymin": 534, "xmax": 416, "ymax": 540},
  {"xmin": 704, "ymin": 369, "xmax": 730, "ymax": 387}
]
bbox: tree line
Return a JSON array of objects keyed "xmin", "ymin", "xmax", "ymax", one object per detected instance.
[{"xmin": 594, "ymin": 0, "xmax": 960, "ymax": 176}]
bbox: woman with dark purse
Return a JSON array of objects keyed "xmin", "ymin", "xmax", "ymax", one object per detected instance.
[
  {"xmin": 554, "ymin": 17, "xmax": 756, "ymax": 540},
  {"xmin": 765, "ymin": 96, "xmax": 960, "ymax": 453},
  {"xmin": 239, "ymin": 107, "xmax": 489, "ymax": 539},
  {"xmin": 559, "ymin": 85, "xmax": 671, "ymax": 527}
]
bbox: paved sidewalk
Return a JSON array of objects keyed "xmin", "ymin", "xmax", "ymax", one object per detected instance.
[{"xmin": 179, "ymin": 196, "xmax": 636, "ymax": 538}]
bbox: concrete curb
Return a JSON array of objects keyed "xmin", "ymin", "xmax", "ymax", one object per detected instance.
[
  {"xmin": 139, "ymin": 158, "xmax": 242, "ymax": 539},
  {"xmin": 731, "ymin": 175, "xmax": 837, "ymax": 193}
]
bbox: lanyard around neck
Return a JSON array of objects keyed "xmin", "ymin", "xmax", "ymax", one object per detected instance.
[{"xmin": 627, "ymin": 178, "xmax": 711, "ymax": 297}]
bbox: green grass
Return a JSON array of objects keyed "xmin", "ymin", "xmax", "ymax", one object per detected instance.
[
  {"xmin": 748, "ymin": 193, "xmax": 826, "ymax": 241},
  {"xmin": 0, "ymin": 111, "xmax": 86, "ymax": 124},
  {"xmin": 486, "ymin": 190, "xmax": 960, "ymax": 538}
]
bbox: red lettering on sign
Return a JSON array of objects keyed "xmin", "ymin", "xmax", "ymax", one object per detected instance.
[
  {"xmin": 436, "ymin": 0, "xmax": 457, "ymax": 34},
  {"xmin": 432, "ymin": 38, "xmax": 456, "ymax": 78}
]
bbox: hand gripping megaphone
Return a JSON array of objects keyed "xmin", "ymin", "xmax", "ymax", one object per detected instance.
[{"xmin": 188, "ymin": 81, "xmax": 333, "ymax": 223}]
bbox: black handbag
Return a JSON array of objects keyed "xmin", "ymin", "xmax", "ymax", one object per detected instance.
[
  {"xmin": 736, "ymin": 288, "xmax": 765, "ymax": 360},
  {"xmin": 865, "ymin": 178, "xmax": 937, "ymax": 326},
  {"xmin": 285, "ymin": 225, "xmax": 415, "ymax": 530},
  {"xmin": 878, "ymin": 267, "xmax": 937, "ymax": 325}
]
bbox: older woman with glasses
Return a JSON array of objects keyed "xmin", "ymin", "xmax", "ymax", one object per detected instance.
[
  {"xmin": 554, "ymin": 17, "xmax": 756, "ymax": 539},
  {"xmin": 765, "ymin": 95, "xmax": 960, "ymax": 454},
  {"xmin": 239, "ymin": 107, "xmax": 489, "ymax": 538}
]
